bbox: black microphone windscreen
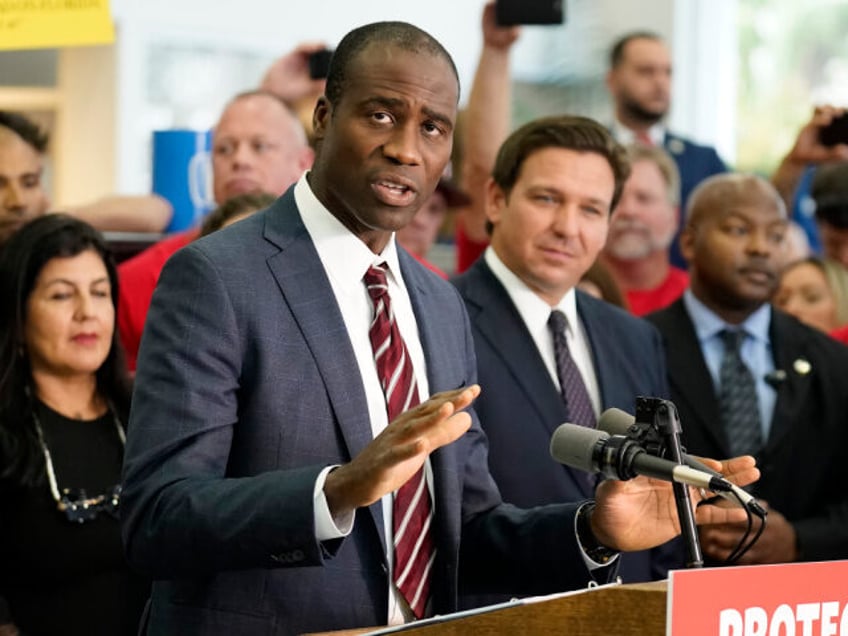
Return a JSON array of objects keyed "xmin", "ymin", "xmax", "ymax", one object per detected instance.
[
  {"xmin": 549, "ymin": 423, "xmax": 608, "ymax": 471},
  {"xmin": 598, "ymin": 408, "xmax": 635, "ymax": 436}
]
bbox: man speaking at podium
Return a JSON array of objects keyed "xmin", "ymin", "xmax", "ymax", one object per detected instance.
[{"xmin": 121, "ymin": 21, "xmax": 757, "ymax": 635}]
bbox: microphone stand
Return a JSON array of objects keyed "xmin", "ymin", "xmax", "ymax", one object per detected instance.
[{"xmin": 634, "ymin": 397, "xmax": 703, "ymax": 569}]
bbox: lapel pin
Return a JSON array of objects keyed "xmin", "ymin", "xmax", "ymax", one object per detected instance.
[
  {"xmin": 793, "ymin": 358, "xmax": 811, "ymax": 375},
  {"xmin": 667, "ymin": 138, "xmax": 685, "ymax": 155}
]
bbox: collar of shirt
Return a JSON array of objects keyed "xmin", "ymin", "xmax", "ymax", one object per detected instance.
[
  {"xmin": 682, "ymin": 290, "xmax": 776, "ymax": 439},
  {"xmin": 484, "ymin": 247, "xmax": 601, "ymax": 416},
  {"xmin": 610, "ymin": 118, "xmax": 666, "ymax": 147},
  {"xmin": 682, "ymin": 289, "xmax": 771, "ymax": 347},
  {"xmin": 294, "ymin": 173, "xmax": 403, "ymax": 292},
  {"xmin": 295, "ymin": 173, "xmax": 432, "ymax": 626}
]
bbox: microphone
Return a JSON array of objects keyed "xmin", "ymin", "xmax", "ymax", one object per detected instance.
[
  {"xmin": 764, "ymin": 369, "xmax": 787, "ymax": 389},
  {"xmin": 549, "ymin": 423, "xmax": 734, "ymax": 492},
  {"xmin": 598, "ymin": 408, "xmax": 766, "ymax": 515}
]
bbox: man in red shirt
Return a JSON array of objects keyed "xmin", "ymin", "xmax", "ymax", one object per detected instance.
[
  {"xmin": 601, "ymin": 143, "xmax": 688, "ymax": 316},
  {"xmin": 118, "ymin": 90, "xmax": 313, "ymax": 369}
]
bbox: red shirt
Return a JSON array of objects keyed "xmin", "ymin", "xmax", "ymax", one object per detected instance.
[
  {"xmin": 829, "ymin": 324, "xmax": 848, "ymax": 345},
  {"xmin": 117, "ymin": 231, "xmax": 197, "ymax": 370},
  {"xmin": 454, "ymin": 220, "xmax": 488, "ymax": 274},
  {"xmin": 626, "ymin": 267, "xmax": 689, "ymax": 317},
  {"xmin": 410, "ymin": 251, "xmax": 448, "ymax": 279}
]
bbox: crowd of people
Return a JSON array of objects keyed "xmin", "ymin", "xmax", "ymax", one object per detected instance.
[{"xmin": 1, "ymin": 3, "xmax": 846, "ymax": 634}]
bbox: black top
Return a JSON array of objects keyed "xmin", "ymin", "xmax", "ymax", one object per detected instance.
[{"xmin": 0, "ymin": 401, "xmax": 148, "ymax": 635}]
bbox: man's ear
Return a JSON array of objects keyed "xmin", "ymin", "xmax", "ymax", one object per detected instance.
[
  {"xmin": 679, "ymin": 225, "xmax": 696, "ymax": 265},
  {"xmin": 484, "ymin": 178, "xmax": 507, "ymax": 229},
  {"xmin": 312, "ymin": 96, "xmax": 331, "ymax": 143}
]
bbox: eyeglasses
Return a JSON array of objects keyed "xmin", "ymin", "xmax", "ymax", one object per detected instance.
[{"xmin": 58, "ymin": 484, "xmax": 122, "ymax": 524}]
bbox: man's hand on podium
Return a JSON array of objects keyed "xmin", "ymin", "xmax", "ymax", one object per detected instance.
[{"xmin": 699, "ymin": 501, "xmax": 798, "ymax": 564}]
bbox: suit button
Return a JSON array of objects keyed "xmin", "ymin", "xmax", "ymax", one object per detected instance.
[{"xmin": 271, "ymin": 549, "xmax": 306, "ymax": 564}]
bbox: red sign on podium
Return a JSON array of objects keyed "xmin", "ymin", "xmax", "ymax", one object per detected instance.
[{"xmin": 667, "ymin": 560, "xmax": 848, "ymax": 635}]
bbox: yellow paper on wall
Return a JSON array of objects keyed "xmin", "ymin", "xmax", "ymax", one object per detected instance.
[{"xmin": 0, "ymin": 0, "xmax": 114, "ymax": 50}]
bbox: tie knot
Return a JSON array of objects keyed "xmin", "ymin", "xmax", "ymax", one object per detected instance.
[
  {"xmin": 548, "ymin": 309, "xmax": 568, "ymax": 334},
  {"xmin": 364, "ymin": 264, "xmax": 388, "ymax": 301},
  {"xmin": 720, "ymin": 328, "xmax": 745, "ymax": 353}
]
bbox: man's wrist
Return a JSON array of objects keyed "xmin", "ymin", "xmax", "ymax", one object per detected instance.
[{"xmin": 576, "ymin": 502, "xmax": 617, "ymax": 565}]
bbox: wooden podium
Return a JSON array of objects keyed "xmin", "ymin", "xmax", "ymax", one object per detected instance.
[{"xmin": 305, "ymin": 581, "xmax": 667, "ymax": 636}]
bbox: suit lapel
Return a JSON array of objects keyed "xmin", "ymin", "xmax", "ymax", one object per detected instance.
[
  {"xmin": 460, "ymin": 261, "xmax": 594, "ymax": 497},
  {"xmin": 767, "ymin": 312, "xmax": 814, "ymax": 450},
  {"xmin": 261, "ymin": 194, "xmax": 385, "ymax": 544},
  {"xmin": 577, "ymin": 293, "xmax": 628, "ymax": 410},
  {"xmin": 660, "ymin": 300, "xmax": 728, "ymax": 454},
  {"xmin": 462, "ymin": 261, "xmax": 569, "ymax": 438}
]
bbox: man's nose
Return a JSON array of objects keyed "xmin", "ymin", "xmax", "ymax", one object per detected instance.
[{"xmin": 382, "ymin": 124, "xmax": 422, "ymax": 166}]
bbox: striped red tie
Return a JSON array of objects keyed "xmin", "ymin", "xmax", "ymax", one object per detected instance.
[{"xmin": 364, "ymin": 264, "xmax": 435, "ymax": 619}]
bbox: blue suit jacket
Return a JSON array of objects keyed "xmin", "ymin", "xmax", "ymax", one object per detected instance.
[
  {"xmin": 121, "ymin": 190, "xmax": 600, "ymax": 635},
  {"xmin": 662, "ymin": 131, "xmax": 727, "ymax": 269},
  {"xmin": 647, "ymin": 300, "xmax": 848, "ymax": 562},
  {"xmin": 452, "ymin": 258, "xmax": 680, "ymax": 585}
]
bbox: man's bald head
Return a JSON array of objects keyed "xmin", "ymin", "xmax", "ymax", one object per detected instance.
[
  {"xmin": 211, "ymin": 91, "xmax": 314, "ymax": 203},
  {"xmin": 685, "ymin": 173, "xmax": 786, "ymax": 231},
  {"xmin": 681, "ymin": 173, "xmax": 789, "ymax": 323}
]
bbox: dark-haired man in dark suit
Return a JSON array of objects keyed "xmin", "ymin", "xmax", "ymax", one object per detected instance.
[
  {"xmin": 452, "ymin": 115, "xmax": 680, "ymax": 592},
  {"xmin": 605, "ymin": 32, "xmax": 726, "ymax": 268}
]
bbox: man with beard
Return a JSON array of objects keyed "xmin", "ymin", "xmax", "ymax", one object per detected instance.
[
  {"xmin": 606, "ymin": 32, "xmax": 726, "ymax": 267},
  {"xmin": 601, "ymin": 144, "xmax": 688, "ymax": 315},
  {"xmin": 646, "ymin": 173, "xmax": 848, "ymax": 565}
]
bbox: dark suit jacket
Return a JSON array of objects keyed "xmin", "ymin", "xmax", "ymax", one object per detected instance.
[
  {"xmin": 452, "ymin": 258, "xmax": 680, "ymax": 584},
  {"xmin": 647, "ymin": 299, "xmax": 848, "ymax": 561},
  {"xmin": 662, "ymin": 131, "xmax": 727, "ymax": 269},
  {"xmin": 121, "ymin": 189, "xmax": 602, "ymax": 635}
]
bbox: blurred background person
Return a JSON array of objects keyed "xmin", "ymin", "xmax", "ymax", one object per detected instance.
[
  {"xmin": 197, "ymin": 191, "xmax": 276, "ymax": 239},
  {"xmin": 773, "ymin": 256, "xmax": 848, "ymax": 343},
  {"xmin": 605, "ymin": 31, "xmax": 727, "ymax": 269},
  {"xmin": 600, "ymin": 143, "xmax": 687, "ymax": 316},
  {"xmin": 0, "ymin": 215, "xmax": 148, "ymax": 635},
  {"xmin": 0, "ymin": 111, "xmax": 172, "ymax": 245},
  {"xmin": 396, "ymin": 168, "xmax": 470, "ymax": 279},
  {"xmin": 117, "ymin": 90, "xmax": 312, "ymax": 370},
  {"xmin": 577, "ymin": 260, "xmax": 629, "ymax": 310},
  {"xmin": 0, "ymin": 112, "xmax": 50, "ymax": 244},
  {"xmin": 809, "ymin": 161, "xmax": 848, "ymax": 269},
  {"xmin": 260, "ymin": 42, "xmax": 329, "ymax": 144},
  {"xmin": 454, "ymin": 0, "xmax": 521, "ymax": 273},
  {"xmin": 770, "ymin": 105, "xmax": 848, "ymax": 255}
]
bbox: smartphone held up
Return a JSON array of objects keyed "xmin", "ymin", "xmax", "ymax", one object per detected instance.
[{"xmin": 495, "ymin": 0, "xmax": 565, "ymax": 25}]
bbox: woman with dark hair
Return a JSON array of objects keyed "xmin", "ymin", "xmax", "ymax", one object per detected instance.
[{"xmin": 0, "ymin": 215, "xmax": 147, "ymax": 635}]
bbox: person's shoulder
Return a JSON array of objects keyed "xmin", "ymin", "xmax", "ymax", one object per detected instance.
[
  {"xmin": 664, "ymin": 131, "xmax": 724, "ymax": 164},
  {"xmin": 118, "ymin": 230, "xmax": 196, "ymax": 276},
  {"xmin": 643, "ymin": 296, "xmax": 687, "ymax": 329},
  {"xmin": 773, "ymin": 309, "xmax": 848, "ymax": 362},
  {"xmin": 578, "ymin": 289, "xmax": 656, "ymax": 333}
]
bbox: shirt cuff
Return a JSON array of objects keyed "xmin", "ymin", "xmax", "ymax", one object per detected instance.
[
  {"xmin": 314, "ymin": 465, "xmax": 355, "ymax": 542},
  {"xmin": 575, "ymin": 501, "xmax": 619, "ymax": 571}
]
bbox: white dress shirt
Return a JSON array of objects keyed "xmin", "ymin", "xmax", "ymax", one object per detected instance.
[
  {"xmin": 295, "ymin": 173, "xmax": 433, "ymax": 624},
  {"xmin": 484, "ymin": 247, "xmax": 602, "ymax": 419}
]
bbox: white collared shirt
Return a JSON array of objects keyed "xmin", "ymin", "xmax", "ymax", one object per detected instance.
[
  {"xmin": 610, "ymin": 118, "xmax": 666, "ymax": 148},
  {"xmin": 483, "ymin": 247, "xmax": 602, "ymax": 419},
  {"xmin": 295, "ymin": 173, "xmax": 432, "ymax": 624}
]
